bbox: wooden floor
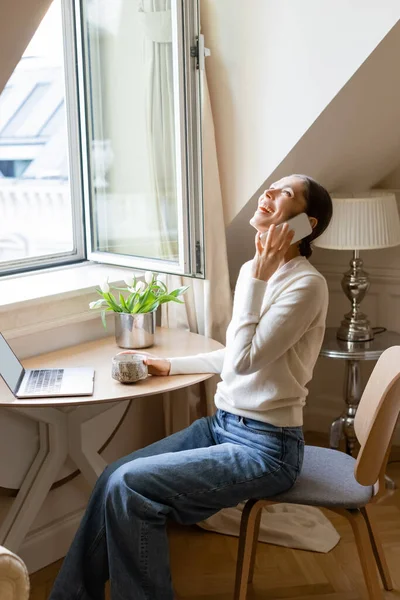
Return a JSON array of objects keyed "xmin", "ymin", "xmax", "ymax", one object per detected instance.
[{"xmin": 30, "ymin": 437, "xmax": 400, "ymax": 600}]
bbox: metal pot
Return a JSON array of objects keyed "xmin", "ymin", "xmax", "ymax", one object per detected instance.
[{"xmin": 114, "ymin": 311, "xmax": 156, "ymax": 349}]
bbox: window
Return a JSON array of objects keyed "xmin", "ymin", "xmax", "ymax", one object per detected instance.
[
  {"xmin": 0, "ymin": 1, "xmax": 83, "ymax": 271},
  {"xmin": 0, "ymin": 0, "xmax": 204, "ymax": 278}
]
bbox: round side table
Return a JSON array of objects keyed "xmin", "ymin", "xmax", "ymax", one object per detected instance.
[{"xmin": 319, "ymin": 328, "xmax": 400, "ymax": 456}]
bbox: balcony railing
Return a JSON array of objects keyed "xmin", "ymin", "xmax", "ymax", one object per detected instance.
[{"xmin": 0, "ymin": 179, "xmax": 74, "ymax": 261}]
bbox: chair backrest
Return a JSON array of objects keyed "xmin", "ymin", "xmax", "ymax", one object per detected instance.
[{"xmin": 354, "ymin": 345, "xmax": 400, "ymax": 492}]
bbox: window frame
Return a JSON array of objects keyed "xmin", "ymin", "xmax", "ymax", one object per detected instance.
[
  {"xmin": 77, "ymin": 0, "xmax": 205, "ymax": 279},
  {"xmin": 0, "ymin": 0, "xmax": 86, "ymax": 277},
  {"xmin": 0, "ymin": 0, "xmax": 205, "ymax": 280}
]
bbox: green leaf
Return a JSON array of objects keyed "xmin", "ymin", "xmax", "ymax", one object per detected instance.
[
  {"xmin": 105, "ymin": 292, "xmax": 122, "ymax": 312},
  {"xmin": 142, "ymin": 290, "xmax": 156, "ymax": 304},
  {"xmin": 158, "ymin": 294, "xmax": 185, "ymax": 304},
  {"xmin": 137, "ymin": 305, "xmax": 158, "ymax": 314},
  {"xmin": 136, "ymin": 286, "xmax": 152, "ymax": 310},
  {"xmin": 168, "ymin": 286, "xmax": 189, "ymax": 298},
  {"xmin": 154, "ymin": 280, "xmax": 167, "ymax": 294},
  {"xmin": 127, "ymin": 292, "xmax": 138, "ymax": 312},
  {"xmin": 137, "ymin": 303, "xmax": 156, "ymax": 313},
  {"xmin": 101, "ymin": 310, "xmax": 107, "ymax": 329},
  {"xmin": 119, "ymin": 293, "xmax": 129, "ymax": 312}
]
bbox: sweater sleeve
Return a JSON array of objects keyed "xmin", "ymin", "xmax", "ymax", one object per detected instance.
[
  {"xmin": 168, "ymin": 348, "xmax": 225, "ymax": 375},
  {"xmin": 226, "ymin": 275, "xmax": 327, "ymax": 376}
]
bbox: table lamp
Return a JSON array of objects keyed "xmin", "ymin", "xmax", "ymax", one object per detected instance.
[{"xmin": 313, "ymin": 192, "xmax": 400, "ymax": 342}]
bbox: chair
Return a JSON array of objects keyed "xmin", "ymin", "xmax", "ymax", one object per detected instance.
[
  {"xmin": 234, "ymin": 345, "xmax": 400, "ymax": 600},
  {"xmin": 0, "ymin": 544, "xmax": 30, "ymax": 600}
]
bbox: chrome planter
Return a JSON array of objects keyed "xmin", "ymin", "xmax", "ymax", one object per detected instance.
[{"xmin": 114, "ymin": 311, "xmax": 156, "ymax": 349}]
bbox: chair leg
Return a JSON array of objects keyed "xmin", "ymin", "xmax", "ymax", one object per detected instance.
[
  {"xmin": 346, "ymin": 509, "xmax": 384, "ymax": 600},
  {"xmin": 234, "ymin": 499, "xmax": 265, "ymax": 600},
  {"xmin": 361, "ymin": 505, "xmax": 393, "ymax": 591},
  {"xmin": 247, "ymin": 506, "xmax": 263, "ymax": 584}
]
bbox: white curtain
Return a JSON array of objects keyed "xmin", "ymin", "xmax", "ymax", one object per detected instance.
[
  {"xmin": 141, "ymin": 2, "xmax": 339, "ymax": 553},
  {"xmin": 161, "ymin": 72, "xmax": 232, "ymax": 431}
]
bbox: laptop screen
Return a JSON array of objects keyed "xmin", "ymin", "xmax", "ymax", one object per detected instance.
[{"xmin": 0, "ymin": 334, "xmax": 24, "ymax": 394}]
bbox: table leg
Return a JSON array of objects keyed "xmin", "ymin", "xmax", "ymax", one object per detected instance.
[
  {"xmin": 343, "ymin": 360, "xmax": 362, "ymax": 456},
  {"xmin": 1, "ymin": 401, "xmax": 126, "ymax": 552},
  {"xmin": 330, "ymin": 416, "xmax": 345, "ymax": 449},
  {"xmin": 329, "ymin": 360, "xmax": 361, "ymax": 456},
  {"xmin": 0, "ymin": 408, "xmax": 68, "ymax": 552},
  {"xmin": 66, "ymin": 403, "xmax": 128, "ymax": 487}
]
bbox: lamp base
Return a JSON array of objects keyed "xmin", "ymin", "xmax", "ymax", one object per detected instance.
[
  {"xmin": 337, "ymin": 313, "xmax": 374, "ymax": 342},
  {"xmin": 336, "ymin": 251, "xmax": 374, "ymax": 342}
]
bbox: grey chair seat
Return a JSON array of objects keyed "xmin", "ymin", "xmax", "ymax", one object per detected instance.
[{"xmin": 269, "ymin": 445, "xmax": 374, "ymax": 509}]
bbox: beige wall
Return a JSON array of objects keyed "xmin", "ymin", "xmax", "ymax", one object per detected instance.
[
  {"xmin": 0, "ymin": 0, "xmax": 52, "ymax": 93},
  {"xmin": 201, "ymin": 0, "xmax": 400, "ymax": 225}
]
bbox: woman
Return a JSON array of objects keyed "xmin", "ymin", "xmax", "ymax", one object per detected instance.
[{"xmin": 50, "ymin": 174, "xmax": 333, "ymax": 600}]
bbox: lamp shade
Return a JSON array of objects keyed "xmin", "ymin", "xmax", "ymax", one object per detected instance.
[{"xmin": 313, "ymin": 192, "xmax": 400, "ymax": 250}]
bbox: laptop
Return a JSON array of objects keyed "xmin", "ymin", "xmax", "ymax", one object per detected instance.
[{"xmin": 0, "ymin": 333, "xmax": 95, "ymax": 398}]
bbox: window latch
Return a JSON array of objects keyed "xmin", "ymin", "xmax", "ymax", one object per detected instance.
[{"xmin": 190, "ymin": 34, "xmax": 211, "ymax": 70}]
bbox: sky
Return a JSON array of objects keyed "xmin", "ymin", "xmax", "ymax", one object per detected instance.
[{"xmin": 24, "ymin": 0, "xmax": 64, "ymax": 65}]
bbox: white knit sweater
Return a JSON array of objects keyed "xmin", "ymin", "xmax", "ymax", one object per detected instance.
[{"xmin": 169, "ymin": 256, "xmax": 329, "ymax": 427}]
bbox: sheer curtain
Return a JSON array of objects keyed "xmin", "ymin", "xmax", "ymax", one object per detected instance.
[{"xmin": 161, "ymin": 72, "xmax": 232, "ymax": 431}]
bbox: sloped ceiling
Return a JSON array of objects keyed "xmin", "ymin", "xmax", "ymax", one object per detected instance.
[
  {"xmin": 226, "ymin": 20, "xmax": 400, "ymax": 285},
  {"xmin": 0, "ymin": 0, "xmax": 52, "ymax": 95}
]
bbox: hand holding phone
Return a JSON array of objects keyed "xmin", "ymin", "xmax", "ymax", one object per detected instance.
[{"xmin": 261, "ymin": 212, "xmax": 312, "ymax": 246}]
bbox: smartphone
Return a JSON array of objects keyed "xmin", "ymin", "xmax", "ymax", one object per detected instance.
[{"xmin": 261, "ymin": 212, "xmax": 312, "ymax": 245}]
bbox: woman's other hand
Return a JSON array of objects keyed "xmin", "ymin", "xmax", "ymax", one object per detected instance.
[
  {"xmin": 251, "ymin": 224, "xmax": 294, "ymax": 282},
  {"xmin": 117, "ymin": 350, "xmax": 171, "ymax": 376}
]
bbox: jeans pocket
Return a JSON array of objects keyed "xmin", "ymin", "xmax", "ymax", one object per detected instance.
[{"xmin": 239, "ymin": 416, "xmax": 283, "ymax": 437}]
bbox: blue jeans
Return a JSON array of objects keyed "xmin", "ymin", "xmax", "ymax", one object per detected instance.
[{"xmin": 49, "ymin": 409, "xmax": 304, "ymax": 600}]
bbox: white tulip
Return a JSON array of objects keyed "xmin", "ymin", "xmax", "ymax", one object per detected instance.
[
  {"xmin": 89, "ymin": 301, "xmax": 98, "ymax": 309},
  {"xmin": 144, "ymin": 271, "xmax": 154, "ymax": 285},
  {"xmin": 135, "ymin": 280, "xmax": 145, "ymax": 292},
  {"xmin": 124, "ymin": 276, "xmax": 135, "ymax": 288},
  {"xmin": 100, "ymin": 280, "xmax": 110, "ymax": 293}
]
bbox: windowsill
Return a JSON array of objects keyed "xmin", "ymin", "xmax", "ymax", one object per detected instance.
[{"xmin": 0, "ymin": 261, "xmax": 143, "ymax": 338}]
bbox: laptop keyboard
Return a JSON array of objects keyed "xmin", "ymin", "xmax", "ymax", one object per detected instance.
[{"xmin": 26, "ymin": 369, "xmax": 64, "ymax": 394}]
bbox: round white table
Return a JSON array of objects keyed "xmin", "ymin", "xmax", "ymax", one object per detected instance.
[{"xmin": 0, "ymin": 327, "xmax": 223, "ymax": 552}]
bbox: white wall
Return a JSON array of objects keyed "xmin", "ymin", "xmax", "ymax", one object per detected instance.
[{"xmin": 201, "ymin": 0, "xmax": 400, "ymax": 224}]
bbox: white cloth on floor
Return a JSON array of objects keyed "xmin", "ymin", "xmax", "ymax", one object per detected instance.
[{"xmin": 198, "ymin": 503, "xmax": 340, "ymax": 553}]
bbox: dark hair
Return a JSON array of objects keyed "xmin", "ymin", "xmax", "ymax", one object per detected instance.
[{"xmin": 292, "ymin": 174, "xmax": 333, "ymax": 259}]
